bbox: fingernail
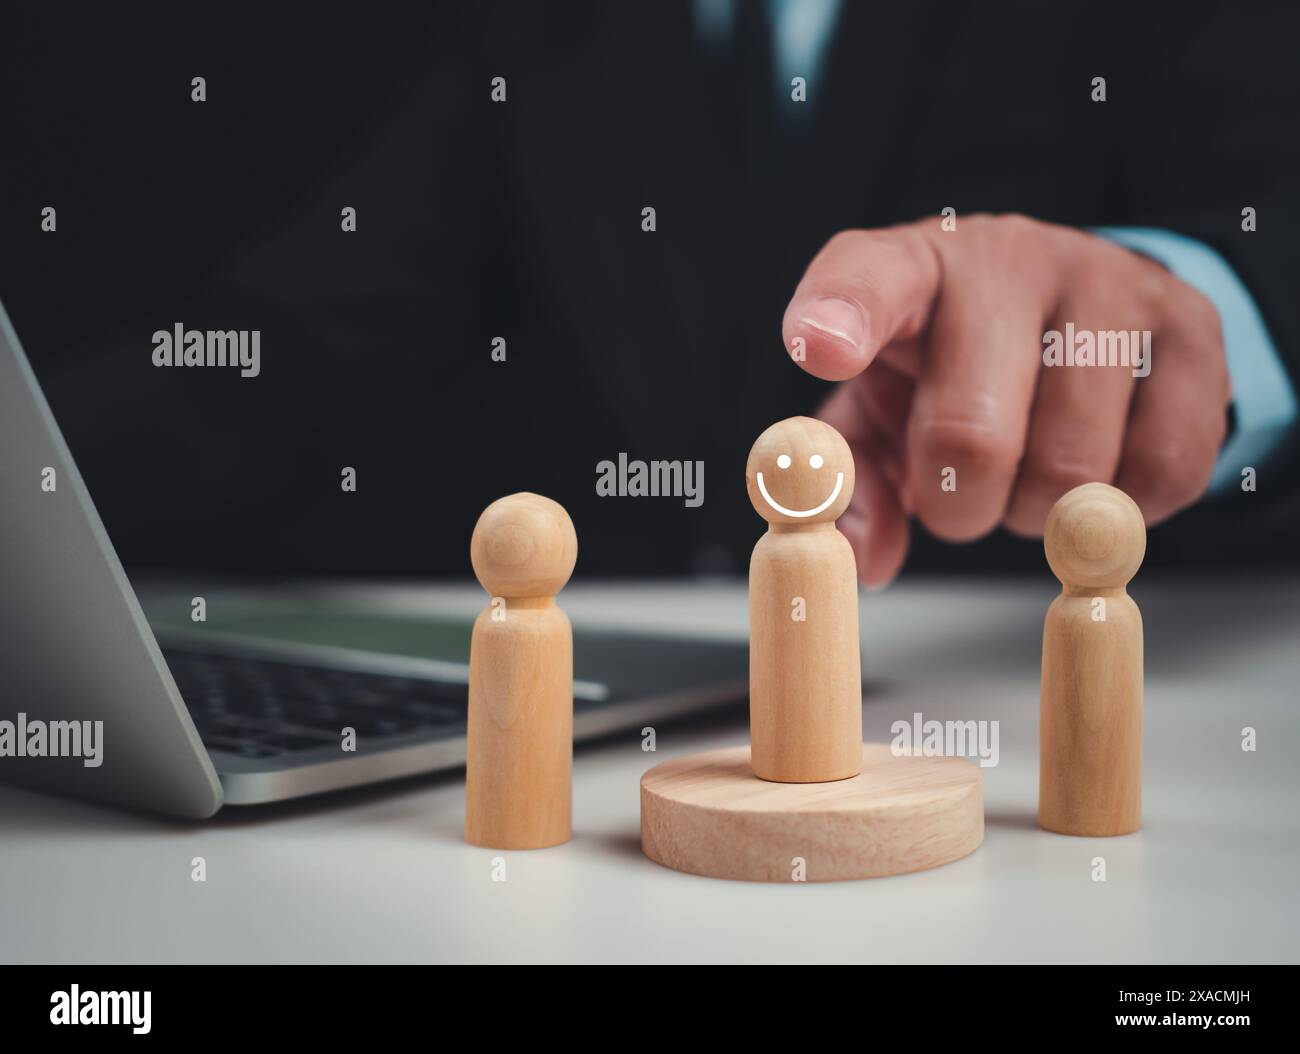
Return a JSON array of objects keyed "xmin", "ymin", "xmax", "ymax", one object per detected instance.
[{"xmin": 799, "ymin": 297, "xmax": 867, "ymax": 351}]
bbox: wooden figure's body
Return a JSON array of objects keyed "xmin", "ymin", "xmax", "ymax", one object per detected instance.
[
  {"xmin": 1038, "ymin": 482, "xmax": 1145, "ymax": 837},
  {"xmin": 750, "ymin": 524, "xmax": 862, "ymax": 782},
  {"xmin": 745, "ymin": 417, "xmax": 862, "ymax": 783},
  {"xmin": 465, "ymin": 493, "xmax": 577, "ymax": 850},
  {"xmin": 467, "ymin": 600, "xmax": 572, "ymax": 849},
  {"xmin": 1039, "ymin": 590, "xmax": 1142, "ymax": 835}
]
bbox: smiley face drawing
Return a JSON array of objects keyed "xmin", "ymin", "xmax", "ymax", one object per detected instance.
[{"xmin": 745, "ymin": 416, "xmax": 855, "ymax": 526}]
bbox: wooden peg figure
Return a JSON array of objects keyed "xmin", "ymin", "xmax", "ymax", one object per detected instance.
[
  {"xmin": 1039, "ymin": 482, "xmax": 1145, "ymax": 836},
  {"xmin": 746, "ymin": 417, "xmax": 862, "ymax": 783},
  {"xmin": 466, "ymin": 492, "xmax": 577, "ymax": 849}
]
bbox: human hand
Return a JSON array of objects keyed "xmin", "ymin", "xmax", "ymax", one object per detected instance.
[{"xmin": 783, "ymin": 213, "xmax": 1230, "ymax": 587}]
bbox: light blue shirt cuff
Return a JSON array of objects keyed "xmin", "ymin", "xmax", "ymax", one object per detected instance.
[{"xmin": 1095, "ymin": 227, "xmax": 1296, "ymax": 495}]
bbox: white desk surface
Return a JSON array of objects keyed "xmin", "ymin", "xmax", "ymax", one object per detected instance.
[{"xmin": 4, "ymin": 575, "xmax": 1298, "ymax": 964}]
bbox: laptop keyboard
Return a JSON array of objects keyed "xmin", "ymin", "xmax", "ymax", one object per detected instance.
[{"xmin": 163, "ymin": 648, "xmax": 468, "ymax": 760}]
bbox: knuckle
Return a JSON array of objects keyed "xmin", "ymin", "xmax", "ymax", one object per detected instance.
[
  {"xmin": 989, "ymin": 213, "xmax": 1061, "ymax": 286},
  {"xmin": 1185, "ymin": 287, "xmax": 1221, "ymax": 330},
  {"xmin": 1073, "ymin": 266, "xmax": 1124, "ymax": 308},
  {"xmin": 992, "ymin": 213, "xmax": 1054, "ymax": 257},
  {"xmin": 916, "ymin": 413, "xmax": 1022, "ymax": 474},
  {"xmin": 1132, "ymin": 260, "xmax": 1175, "ymax": 312},
  {"xmin": 1077, "ymin": 246, "xmax": 1149, "ymax": 306},
  {"xmin": 1126, "ymin": 432, "xmax": 1214, "ymax": 507},
  {"xmin": 1155, "ymin": 295, "xmax": 1230, "ymax": 391},
  {"xmin": 995, "ymin": 212, "xmax": 1040, "ymax": 238},
  {"xmin": 1077, "ymin": 242, "xmax": 1170, "ymax": 317},
  {"xmin": 1161, "ymin": 283, "xmax": 1222, "ymax": 340},
  {"xmin": 956, "ymin": 212, "xmax": 1005, "ymax": 249},
  {"xmin": 1020, "ymin": 457, "xmax": 1107, "ymax": 502}
]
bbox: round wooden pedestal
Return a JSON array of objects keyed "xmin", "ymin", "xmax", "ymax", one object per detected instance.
[{"xmin": 640, "ymin": 743, "xmax": 984, "ymax": 882}]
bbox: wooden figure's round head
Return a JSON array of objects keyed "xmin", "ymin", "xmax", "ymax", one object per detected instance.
[
  {"xmin": 746, "ymin": 416, "xmax": 854, "ymax": 526},
  {"xmin": 1044, "ymin": 482, "xmax": 1145, "ymax": 588},
  {"xmin": 471, "ymin": 492, "xmax": 577, "ymax": 598}
]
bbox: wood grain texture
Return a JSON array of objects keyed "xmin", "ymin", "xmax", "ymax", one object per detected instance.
[
  {"xmin": 641, "ymin": 744, "xmax": 983, "ymax": 882},
  {"xmin": 466, "ymin": 493, "xmax": 576, "ymax": 850},
  {"xmin": 749, "ymin": 527, "xmax": 862, "ymax": 781},
  {"xmin": 1039, "ymin": 482, "xmax": 1145, "ymax": 837},
  {"xmin": 466, "ymin": 604, "xmax": 573, "ymax": 849},
  {"xmin": 745, "ymin": 417, "xmax": 862, "ymax": 783}
]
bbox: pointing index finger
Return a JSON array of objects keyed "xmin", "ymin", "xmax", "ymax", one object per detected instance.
[{"xmin": 782, "ymin": 222, "xmax": 942, "ymax": 382}]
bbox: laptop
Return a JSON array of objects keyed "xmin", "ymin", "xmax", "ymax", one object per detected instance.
[{"xmin": 0, "ymin": 301, "xmax": 748, "ymax": 818}]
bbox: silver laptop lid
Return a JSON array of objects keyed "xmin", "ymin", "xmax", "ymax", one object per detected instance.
[{"xmin": 0, "ymin": 300, "xmax": 221, "ymax": 817}]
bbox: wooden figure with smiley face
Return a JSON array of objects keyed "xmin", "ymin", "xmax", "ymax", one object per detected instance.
[{"xmin": 745, "ymin": 417, "xmax": 863, "ymax": 783}]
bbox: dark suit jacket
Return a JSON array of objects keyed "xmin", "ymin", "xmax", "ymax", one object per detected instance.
[{"xmin": 2, "ymin": 1, "xmax": 1296, "ymax": 578}]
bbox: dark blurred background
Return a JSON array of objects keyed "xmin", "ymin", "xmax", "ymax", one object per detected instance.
[{"xmin": 1, "ymin": 1, "xmax": 1297, "ymax": 579}]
